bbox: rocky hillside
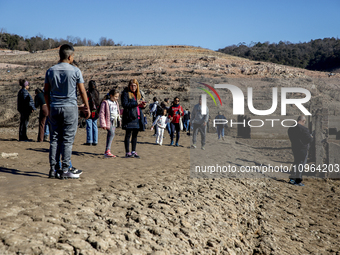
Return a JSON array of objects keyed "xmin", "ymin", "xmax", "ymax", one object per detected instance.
[{"xmin": 1, "ymin": 45, "xmax": 338, "ymax": 128}]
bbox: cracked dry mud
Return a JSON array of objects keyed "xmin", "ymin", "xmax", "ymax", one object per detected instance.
[{"xmin": 0, "ymin": 128, "xmax": 339, "ymax": 254}]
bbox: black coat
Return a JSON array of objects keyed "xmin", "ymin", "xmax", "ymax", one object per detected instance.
[
  {"xmin": 288, "ymin": 123, "xmax": 313, "ymax": 151},
  {"xmin": 121, "ymin": 87, "xmax": 145, "ymax": 131}
]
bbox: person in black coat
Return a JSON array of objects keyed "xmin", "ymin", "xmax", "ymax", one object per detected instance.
[
  {"xmin": 17, "ymin": 79, "xmax": 36, "ymax": 141},
  {"xmin": 121, "ymin": 79, "xmax": 147, "ymax": 158},
  {"xmin": 288, "ymin": 115, "xmax": 313, "ymax": 186}
]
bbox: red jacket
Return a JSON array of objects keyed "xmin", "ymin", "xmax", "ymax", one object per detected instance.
[{"xmin": 168, "ymin": 104, "xmax": 184, "ymax": 124}]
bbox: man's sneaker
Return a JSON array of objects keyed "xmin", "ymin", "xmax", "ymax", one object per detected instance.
[
  {"xmin": 125, "ymin": 152, "xmax": 133, "ymax": 158},
  {"xmin": 201, "ymin": 147, "xmax": 205, "ymax": 150},
  {"xmin": 191, "ymin": 144, "xmax": 197, "ymax": 149},
  {"xmin": 170, "ymin": 141, "xmax": 174, "ymax": 146},
  {"xmin": 294, "ymin": 182, "xmax": 305, "ymax": 186},
  {"xmin": 48, "ymin": 168, "xmax": 56, "ymax": 178},
  {"xmin": 104, "ymin": 150, "xmax": 116, "ymax": 158},
  {"xmin": 289, "ymin": 179, "xmax": 296, "ymax": 185},
  {"xmin": 175, "ymin": 143, "xmax": 179, "ymax": 147},
  {"xmin": 132, "ymin": 152, "xmax": 140, "ymax": 159},
  {"xmin": 60, "ymin": 170, "xmax": 80, "ymax": 180},
  {"xmin": 70, "ymin": 167, "xmax": 82, "ymax": 175},
  {"xmin": 222, "ymin": 137, "xmax": 225, "ymax": 141}
]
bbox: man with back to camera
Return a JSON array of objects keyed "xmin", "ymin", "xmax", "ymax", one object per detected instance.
[
  {"xmin": 288, "ymin": 115, "xmax": 313, "ymax": 186},
  {"xmin": 44, "ymin": 44, "xmax": 90, "ymax": 179},
  {"xmin": 191, "ymin": 95, "xmax": 209, "ymax": 150}
]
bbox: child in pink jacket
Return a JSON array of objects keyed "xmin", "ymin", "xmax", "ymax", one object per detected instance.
[{"xmin": 99, "ymin": 89, "xmax": 121, "ymax": 158}]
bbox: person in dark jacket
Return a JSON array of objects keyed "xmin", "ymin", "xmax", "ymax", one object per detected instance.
[
  {"xmin": 121, "ymin": 79, "xmax": 147, "ymax": 158},
  {"xmin": 17, "ymin": 79, "xmax": 36, "ymax": 141},
  {"xmin": 214, "ymin": 111, "xmax": 227, "ymax": 140},
  {"xmin": 34, "ymin": 88, "xmax": 48, "ymax": 142},
  {"xmin": 85, "ymin": 80, "xmax": 100, "ymax": 145},
  {"xmin": 288, "ymin": 115, "xmax": 313, "ymax": 186}
]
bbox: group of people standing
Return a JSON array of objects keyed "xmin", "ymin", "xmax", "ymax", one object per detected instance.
[{"xmin": 16, "ymin": 43, "xmax": 313, "ymax": 186}]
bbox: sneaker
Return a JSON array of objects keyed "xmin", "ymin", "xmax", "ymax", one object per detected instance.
[
  {"xmin": 125, "ymin": 152, "xmax": 133, "ymax": 158},
  {"xmin": 152, "ymin": 134, "xmax": 157, "ymax": 137},
  {"xmin": 60, "ymin": 170, "xmax": 80, "ymax": 180},
  {"xmin": 70, "ymin": 167, "xmax": 83, "ymax": 175},
  {"xmin": 48, "ymin": 168, "xmax": 56, "ymax": 178},
  {"xmin": 191, "ymin": 144, "xmax": 197, "ymax": 149},
  {"xmin": 289, "ymin": 179, "xmax": 296, "ymax": 185},
  {"xmin": 104, "ymin": 150, "xmax": 116, "ymax": 158},
  {"xmin": 132, "ymin": 152, "xmax": 140, "ymax": 159},
  {"xmin": 201, "ymin": 147, "xmax": 205, "ymax": 150},
  {"xmin": 56, "ymin": 169, "xmax": 63, "ymax": 179},
  {"xmin": 84, "ymin": 143, "xmax": 92, "ymax": 146},
  {"xmin": 175, "ymin": 143, "xmax": 179, "ymax": 147},
  {"xmin": 294, "ymin": 182, "xmax": 305, "ymax": 186},
  {"xmin": 92, "ymin": 143, "xmax": 97, "ymax": 146},
  {"xmin": 170, "ymin": 141, "xmax": 174, "ymax": 146},
  {"xmin": 222, "ymin": 137, "xmax": 225, "ymax": 141},
  {"xmin": 44, "ymin": 135, "xmax": 49, "ymax": 142}
]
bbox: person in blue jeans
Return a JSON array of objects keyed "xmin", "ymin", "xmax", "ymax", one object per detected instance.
[
  {"xmin": 44, "ymin": 44, "xmax": 90, "ymax": 179},
  {"xmin": 85, "ymin": 80, "xmax": 100, "ymax": 146},
  {"xmin": 214, "ymin": 111, "xmax": 227, "ymax": 140}
]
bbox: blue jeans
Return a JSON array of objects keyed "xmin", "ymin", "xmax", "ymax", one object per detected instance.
[
  {"xmin": 49, "ymin": 106, "xmax": 78, "ymax": 172},
  {"xmin": 217, "ymin": 126, "xmax": 225, "ymax": 139},
  {"xmin": 166, "ymin": 122, "xmax": 171, "ymax": 135},
  {"xmin": 183, "ymin": 119, "xmax": 190, "ymax": 131},
  {"xmin": 106, "ymin": 120, "xmax": 116, "ymax": 151},
  {"xmin": 86, "ymin": 118, "xmax": 98, "ymax": 144},
  {"xmin": 44, "ymin": 117, "xmax": 50, "ymax": 136}
]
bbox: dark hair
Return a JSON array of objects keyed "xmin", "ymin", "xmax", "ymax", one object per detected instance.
[
  {"xmin": 59, "ymin": 44, "xmax": 74, "ymax": 60},
  {"xmin": 88, "ymin": 80, "xmax": 99, "ymax": 107},
  {"xmin": 100, "ymin": 89, "xmax": 119, "ymax": 105},
  {"xmin": 173, "ymin": 97, "xmax": 179, "ymax": 103},
  {"xmin": 19, "ymin": 79, "xmax": 26, "ymax": 87},
  {"xmin": 164, "ymin": 98, "xmax": 169, "ymax": 102},
  {"xmin": 35, "ymin": 88, "xmax": 42, "ymax": 94},
  {"xmin": 153, "ymin": 97, "xmax": 158, "ymax": 102},
  {"xmin": 88, "ymin": 80, "xmax": 96, "ymax": 91}
]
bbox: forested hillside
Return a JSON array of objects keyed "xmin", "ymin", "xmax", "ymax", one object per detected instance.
[
  {"xmin": 218, "ymin": 38, "xmax": 340, "ymax": 72},
  {"xmin": 0, "ymin": 29, "xmax": 117, "ymax": 52}
]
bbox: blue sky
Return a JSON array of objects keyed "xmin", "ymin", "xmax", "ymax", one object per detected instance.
[{"xmin": 1, "ymin": 0, "xmax": 339, "ymax": 50}]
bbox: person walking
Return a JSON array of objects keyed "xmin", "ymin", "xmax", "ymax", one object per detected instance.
[
  {"xmin": 191, "ymin": 96, "xmax": 209, "ymax": 150},
  {"xmin": 85, "ymin": 80, "xmax": 100, "ymax": 146},
  {"xmin": 34, "ymin": 88, "xmax": 48, "ymax": 142},
  {"xmin": 44, "ymin": 44, "xmax": 90, "ymax": 179},
  {"xmin": 151, "ymin": 108, "xmax": 169, "ymax": 146},
  {"xmin": 288, "ymin": 115, "xmax": 313, "ymax": 186},
  {"xmin": 168, "ymin": 97, "xmax": 184, "ymax": 146},
  {"xmin": 183, "ymin": 109, "xmax": 190, "ymax": 132},
  {"xmin": 99, "ymin": 89, "xmax": 121, "ymax": 158},
  {"xmin": 17, "ymin": 79, "xmax": 36, "ymax": 141},
  {"xmin": 121, "ymin": 79, "xmax": 147, "ymax": 158},
  {"xmin": 214, "ymin": 111, "xmax": 227, "ymax": 140}
]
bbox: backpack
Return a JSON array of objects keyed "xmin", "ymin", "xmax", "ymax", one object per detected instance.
[{"xmin": 151, "ymin": 102, "xmax": 162, "ymax": 117}]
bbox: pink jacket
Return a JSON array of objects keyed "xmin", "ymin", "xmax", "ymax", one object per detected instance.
[{"xmin": 99, "ymin": 100, "xmax": 120, "ymax": 130}]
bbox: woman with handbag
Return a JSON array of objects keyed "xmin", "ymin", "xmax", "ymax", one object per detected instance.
[
  {"xmin": 121, "ymin": 79, "xmax": 147, "ymax": 158},
  {"xmin": 85, "ymin": 80, "xmax": 100, "ymax": 145}
]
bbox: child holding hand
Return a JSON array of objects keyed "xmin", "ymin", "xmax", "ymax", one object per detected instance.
[
  {"xmin": 151, "ymin": 108, "xmax": 169, "ymax": 146},
  {"xmin": 99, "ymin": 89, "xmax": 121, "ymax": 158}
]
